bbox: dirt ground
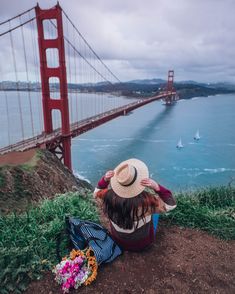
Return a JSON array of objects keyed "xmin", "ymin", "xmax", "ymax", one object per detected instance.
[
  {"xmin": 25, "ymin": 221, "xmax": 235, "ymax": 294},
  {"xmin": 0, "ymin": 149, "xmax": 36, "ymax": 166}
]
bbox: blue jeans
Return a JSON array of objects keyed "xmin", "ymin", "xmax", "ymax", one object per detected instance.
[{"xmin": 152, "ymin": 214, "xmax": 160, "ymax": 236}]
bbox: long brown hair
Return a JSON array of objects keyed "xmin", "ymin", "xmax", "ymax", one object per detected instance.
[{"xmin": 103, "ymin": 189, "xmax": 159, "ymax": 230}]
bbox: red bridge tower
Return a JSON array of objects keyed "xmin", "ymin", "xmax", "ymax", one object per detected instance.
[
  {"xmin": 35, "ymin": 4, "xmax": 71, "ymax": 169},
  {"xmin": 163, "ymin": 70, "xmax": 178, "ymax": 105}
]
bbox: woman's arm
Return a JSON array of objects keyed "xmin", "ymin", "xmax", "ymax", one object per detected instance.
[
  {"xmin": 93, "ymin": 170, "xmax": 114, "ymax": 199},
  {"xmin": 141, "ymin": 178, "xmax": 177, "ymax": 212}
]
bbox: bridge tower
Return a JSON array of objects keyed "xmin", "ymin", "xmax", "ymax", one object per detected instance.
[
  {"xmin": 167, "ymin": 70, "xmax": 174, "ymax": 93},
  {"xmin": 35, "ymin": 4, "xmax": 71, "ymax": 169},
  {"xmin": 163, "ymin": 70, "xmax": 177, "ymax": 105}
]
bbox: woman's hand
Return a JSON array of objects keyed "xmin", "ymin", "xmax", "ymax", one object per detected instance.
[
  {"xmin": 104, "ymin": 170, "xmax": 114, "ymax": 182},
  {"xmin": 141, "ymin": 178, "xmax": 160, "ymax": 191}
]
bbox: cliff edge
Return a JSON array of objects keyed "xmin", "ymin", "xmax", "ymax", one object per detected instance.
[{"xmin": 0, "ymin": 148, "xmax": 92, "ymax": 214}]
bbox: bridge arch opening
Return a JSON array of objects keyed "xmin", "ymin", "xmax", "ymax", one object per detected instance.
[
  {"xmin": 51, "ymin": 109, "xmax": 62, "ymax": 131},
  {"xmin": 46, "ymin": 48, "xmax": 59, "ymax": 68},
  {"xmin": 43, "ymin": 19, "xmax": 58, "ymax": 39},
  {"xmin": 49, "ymin": 77, "xmax": 60, "ymax": 99}
]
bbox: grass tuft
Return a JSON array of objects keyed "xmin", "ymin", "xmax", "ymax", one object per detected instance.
[
  {"xmin": 0, "ymin": 190, "xmax": 99, "ymax": 294},
  {"xmin": 162, "ymin": 185, "xmax": 235, "ymax": 240}
]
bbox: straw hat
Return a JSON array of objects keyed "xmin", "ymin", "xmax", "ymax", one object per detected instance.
[{"xmin": 110, "ymin": 158, "xmax": 149, "ymax": 198}]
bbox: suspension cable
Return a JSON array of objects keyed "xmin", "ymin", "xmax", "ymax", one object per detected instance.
[
  {"xmin": 66, "ymin": 37, "xmax": 113, "ymax": 85},
  {"xmin": 0, "ymin": 17, "xmax": 36, "ymax": 37},
  {"xmin": 9, "ymin": 21, "xmax": 25, "ymax": 140},
  {"xmin": 20, "ymin": 15, "xmax": 35, "ymax": 137},
  {"xmin": 4, "ymin": 90, "xmax": 11, "ymax": 146},
  {"xmin": 0, "ymin": 70, "xmax": 11, "ymax": 146},
  {"xmin": 79, "ymin": 29, "xmax": 84, "ymax": 121},
  {"xmin": 66, "ymin": 17, "xmax": 73, "ymax": 124},
  {"xmin": 72, "ymin": 25, "xmax": 79, "ymax": 124},
  {"xmin": 62, "ymin": 9, "xmax": 121, "ymax": 84},
  {"xmin": 0, "ymin": 7, "xmax": 35, "ymax": 26},
  {"xmin": 48, "ymin": 19, "xmax": 113, "ymax": 86},
  {"xmin": 30, "ymin": 18, "xmax": 43, "ymax": 133},
  {"xmin": 0, "ymin": 6, "xmax": 54, "ymax": 38}
]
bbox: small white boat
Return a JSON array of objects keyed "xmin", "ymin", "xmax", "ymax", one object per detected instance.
[
  {"xmin": 176, "ymin": 138, "xmax": 184, "ymax": 148},
  {"xmin": 194, "ymin": 130, "xmax": 200, "ymax": 140}
]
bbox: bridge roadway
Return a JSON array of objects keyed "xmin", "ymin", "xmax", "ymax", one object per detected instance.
[{"xmin": 0, "ymin": 92, "xmax": 175, "ymax": 155}]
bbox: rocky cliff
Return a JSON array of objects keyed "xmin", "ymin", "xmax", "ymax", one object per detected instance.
[{"xmin": 0, "ymin": 148, "xmax": 92, "ymax": 214}]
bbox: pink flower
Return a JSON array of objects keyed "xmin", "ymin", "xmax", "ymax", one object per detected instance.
[
  {"xmin": 54, "ymin": 248, "xmax": 97, "ymax": 292},
  {"xmin": 68, "ymin": 277, "xmax": 75, "ymax": 287}
]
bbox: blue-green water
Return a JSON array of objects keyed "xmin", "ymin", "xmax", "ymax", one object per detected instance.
[
  {"xmin": 72, "ymin": 94, "xmax": 235, "ymax": 190},
  {"xmin": 1, "ymin": 91, "xmax": 234, "ymax": 190},
  {"xmin": 0, "ymin": 91, "xmax": 135, "ymax": 146}
]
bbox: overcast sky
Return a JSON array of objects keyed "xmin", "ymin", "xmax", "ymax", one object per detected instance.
[{"xmin": 0, "ymin": 0, "xmax": 234, "ymax": 83}]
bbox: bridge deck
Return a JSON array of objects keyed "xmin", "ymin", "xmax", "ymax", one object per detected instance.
[{"xmin": 0, "ymin": 92, "xmax": 176, "ymax": 155}]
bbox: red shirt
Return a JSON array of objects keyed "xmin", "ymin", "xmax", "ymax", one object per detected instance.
[{"xmin": 94, "ymin": 176, "xmax": 176, "ymax": 251}]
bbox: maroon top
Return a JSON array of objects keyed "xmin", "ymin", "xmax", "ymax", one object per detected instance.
[{"xmin": 95, "ymin": 176, "xmax": 176, "ymax": 251}]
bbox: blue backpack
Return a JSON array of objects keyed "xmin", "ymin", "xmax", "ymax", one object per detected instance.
[{"xmin": 64, "ymin": 216, "xmax": 122, "ymax": 265}]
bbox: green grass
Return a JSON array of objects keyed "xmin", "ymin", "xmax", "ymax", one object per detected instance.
[
  {"xmin": 162, "ymin": 185, "xmax": 235, "ymax": 240},
  {"xmin": 1, "ymin": 185, "xmax": 234, "ymax": 293},
  {"xmin": 0, "ymin": 190, "xmax": 99, "ymax": 294}
]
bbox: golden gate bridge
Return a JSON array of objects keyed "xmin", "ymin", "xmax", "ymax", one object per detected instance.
[{"xmin": 0, "ymin": 3, "xmax": 177, "ymax": 170}]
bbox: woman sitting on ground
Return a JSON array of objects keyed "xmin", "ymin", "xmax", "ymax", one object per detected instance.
[{"xmin": 93, "ymin": 158, "xmax": 176, "ymax": 251}]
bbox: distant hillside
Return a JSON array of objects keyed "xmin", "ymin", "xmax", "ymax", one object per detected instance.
[
  {"xmin": 72, "ymin": 79, "xmax": 235, "ymax": 98},
  {"xmin": 174, "ymin": 83, "xmax": 235, "ymax": 99},
  {"xmin": 128, "ymin": 78, "xmax": 165, "ymax": 84},
  {"xmin": 1, "ymin": 79, "xmax": 235, "ymax": 99},
  {"xmin": 87, "ymin": 80, "xmax": 235, "ymax": 99}
]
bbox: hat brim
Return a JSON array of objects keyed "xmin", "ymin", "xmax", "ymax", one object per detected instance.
[{"xmin": 110, "ymin": 158, "xmax": 149, "ymax": 198}]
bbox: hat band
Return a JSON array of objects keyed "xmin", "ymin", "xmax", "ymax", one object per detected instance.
[{"xmin": 121, "ymin": 167, "xmax": 137, "ymax": 187}]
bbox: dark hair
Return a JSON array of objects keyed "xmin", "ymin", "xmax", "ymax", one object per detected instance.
[{"xmin": 103, "ymin": 189, "xmax": 159, "ymax": 230}]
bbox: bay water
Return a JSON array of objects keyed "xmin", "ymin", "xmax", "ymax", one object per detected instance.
[
  {"xmin": 71, "ymin": 94, "xmax": 235, "ymax": 191},
  {"xmin": 1, "ymin": 91, "xmax": 235, "ymax": 191}
]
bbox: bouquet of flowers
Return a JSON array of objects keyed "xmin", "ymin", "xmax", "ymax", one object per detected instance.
[{"xmin": 53, "ymin": 248, "xmax": 98, "ymax": 293}]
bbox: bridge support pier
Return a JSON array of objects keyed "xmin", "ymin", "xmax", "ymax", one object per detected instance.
[
  {"xmin": 162, "ymin": 70, "xmax": 178, "ymax": 105},
  {"xmin": 45, "ymin": 137, "xmax": 71, "ymax": 168},
  {"xmin": 35, "ymin": 4, "xmax": 71, "ymax": 169}
]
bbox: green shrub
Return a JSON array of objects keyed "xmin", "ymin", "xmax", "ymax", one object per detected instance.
[
  {"xmin": 0, "ymin": 190, "xmax": 99, "ymax": 294},
  {"xmin": 162, "ymin": 186, "xmax": 235, "ymax": 240}
]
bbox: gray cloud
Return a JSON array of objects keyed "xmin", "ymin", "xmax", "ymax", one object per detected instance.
[{"xmin": 0, "ymin": 0, "xmax": 234, "ymax": 83}]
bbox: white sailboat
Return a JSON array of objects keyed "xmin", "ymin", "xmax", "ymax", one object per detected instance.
[
  {"xmin": 176, "ymin": 138, "xmax": 184, "ymax": 148},
  {"xmin": 194, "ymin": 130, "xmax": 200, "ymax": 140}
]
